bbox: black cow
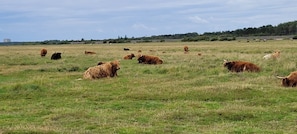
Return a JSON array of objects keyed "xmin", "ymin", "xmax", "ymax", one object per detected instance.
[{"xmin": 51, "ymin": 52, "xmax": 62, "ymax": 60}]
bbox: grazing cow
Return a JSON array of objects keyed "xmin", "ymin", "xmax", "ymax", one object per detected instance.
[
  {"xmin": 184, "ymin": 46, "xmax": 189, "ymax": 54},
  {"xmin": 123, "ymin": 53, "xmax": 135, "ymax": 60},
  {"xmin": 263, "ymin": 50, "xmax": 280, "ymax": 60},
  {"xmin": 277, "ymin": 71, "xmax": 297, "ymax": 87},
  {"xmin": 51, "ymin": 52, "xmax": 62, "ymax": 60},
  {"xmin": 223, "ymin": 59, "xmax": 260, "ymax": 72},
  {"xmin": 85, "ymin": 51, "xmax": 96, "ymax": 54},
  {"xmin": 124, "ymin": 48, "xmax": 130, "ymax": 51},
  {"xmin": 40, "ymin": 48, "xmax": 47, "ymax": 57},
  {"xmin": 83, "ymin": 60, "xmax": 120, "ymax": 79},
  {"xmin": 138, "ymin": 55, "xmax": 163, "ymax": 64},
  {"xmin": 138, "ymin": 50, "xmax": 142, "ymax": 53}
]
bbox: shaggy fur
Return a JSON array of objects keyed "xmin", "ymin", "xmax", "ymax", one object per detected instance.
[
  {"xmin": 123, "ymin": 53, "xmax": 135, "ymax": 60},
  {"xmin": 40, "ymin": 49, "xmax": 47, "ymax": 57},
  {"xmin": 263, "ymin": 50, "xmax": 280, "ymax": 60},
  {"xmin": 85, "ymin": 51, "xmax": 96, "ymax": 54},
  {"xmin": 138, "ymin": 55, "xmax": 163, "ymax": 64},
  {"xmin": 277, "ymin": 71, "xmax": 297, "ymax": 87},
  {"xmin": 83, "ymin": 60, "xmax": 120, "ymax": 79},
  {"xmin": 51, "ymin": 52, "xmax": 62, "ymax": 60},
  {"xmin": 223, "ymin": 60, "xmax": 260, "ymax": 72},
  {"xmin": 184, "ymin": 46, "xmax": 189, "ymax": 54}
]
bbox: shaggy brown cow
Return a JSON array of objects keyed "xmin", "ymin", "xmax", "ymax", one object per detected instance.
[
  {"xmin": 223, "ymin": 60, "xmax": 260, "ymax": 72},
  {"xmin": 138, "ymin": 55, "xmax": 163, "ymax": 64},
  {"xmin": 277, "ymin": 71, "xmax": 297, "ymax": 87},
  {"xmin": 40, "ymin": 49, "xmax": 47, "ymax": 57},
  {"xmin": 184, "ymin": 46, "xmax": 189, "ymax": 54},
  {"xmin": 85, "ymin": 51, "xmax": 96, "ymax": 54},
  {"xmin": 123, "ymin": 53, "xmax": 135, "ymax": 60},
  {"xmin": 83, "ymin": 60, "xmax": 120, "ymax": 79},
  {"xmin": 263, "ymin": 50, "xmax": 280, "ymax": 60}
]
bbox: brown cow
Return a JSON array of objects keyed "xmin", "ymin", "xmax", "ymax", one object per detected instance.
[
  {"xmin": 85, "ymin": 51, "xmax": 96, "ymax": 54},
  {"xmin": 123, "ymin": 53, "xmax": 135, "ymax": 60},
  {"xmin": 83, "ymin": 60, "xmax": 120, "ymax": 79},
  {"xmin": 184, "ymin": 46, "xmax": 189, "ymax": 54},
  {"xmin": 138, "ymin": 55, "xmax": 163, "ymax": 64},
  {"xmin": 223, "ymin": 59, "xmax": 260, "ymax": 72},
  {"xmin": 277, "ymin": 71, "xmax": 297, "ymax": 87},
  {"xmin": 40, "ymin": 49, "xmax": 47, "ymax": 57}
]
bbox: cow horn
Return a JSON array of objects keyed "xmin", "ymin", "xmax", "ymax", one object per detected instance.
[{"xmin": 276, "ymin": 75, "xmax": 286, "ymax": 79}]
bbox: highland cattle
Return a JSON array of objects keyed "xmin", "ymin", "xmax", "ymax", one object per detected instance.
[
  {"xmin": 263, "ymin": 50, "xmax": 280, "ymax": 60},
  {"xmin": 123, "ymin": 48, "xmax": 130, "ymax": 51},
  {"xmin": 85, "ymin": 51, "xmax": 96, "ymax": 54},
  {"xmin": 277, "ymin": 71, "xmax": 297, "ymax": 87},
  {"xmin": 223, "ymin": 60, "xmax": 260, "ymax": 72},
  {"xmin": 51, "ymin": 52, "xmax": 62, "ymax": 60},
  {"xmin": 123, "ymin": 53, "xmax": 135, "ymax": 60},
  {"xmin": 83, "ymin": 60, "xmax": 120, "ymax": 79},
  {"xmin": 184, "ymin": 46, "xmax": 189, "ymax": 54},
  {"xmin": 138, "ymin": 55, "xmax": 163, "ymax": 64},
  {"xmin": 40, "ymin": 49, "xmax": 47, "ymax": 57}
]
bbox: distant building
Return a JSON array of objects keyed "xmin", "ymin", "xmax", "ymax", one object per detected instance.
[{"xmin": 3, "ymin": 38, "xmax": 11, "ymax": 42}]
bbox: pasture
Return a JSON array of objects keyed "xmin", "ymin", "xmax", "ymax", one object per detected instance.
[{"xmin": 1, "ymin": 40, "xmax": 297, "ymax": 133}]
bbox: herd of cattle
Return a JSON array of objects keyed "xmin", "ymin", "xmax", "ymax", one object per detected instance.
[{"xmin": 40, "ymin": 46, "xmax": 296, "ymax": 87}]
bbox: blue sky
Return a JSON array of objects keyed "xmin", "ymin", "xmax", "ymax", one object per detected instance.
[{"xmin": 0, "ymin": 0, "xmax": 296, "ymax": 42}]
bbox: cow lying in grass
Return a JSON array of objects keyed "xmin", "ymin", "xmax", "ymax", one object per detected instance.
[
  {"xmin": 123, "ymin": 53, "xmax": 135, "ymax": 60},
  {"xmin": 277, "ymin": 71, "xmax": 297, "ymax": 87},
  {"xmin": 85, "ymin": 51, "xmax": 96, "ymax": 54},
  {"xmin": 51, "ymin": 52, "xmax": 62, "ymax": 60},
  {"xmin": 223, "ymin": 59, "xmax": 260, "ymax": 72},
  {"xmin": 83, "ymin": 60, "xmax": 120, "ymax": 79},
  {"xmin": 263, "ymin": 50, "xmax": 280, "ymax": 60},
  {"xmin": 138, "ymin": 55, "xmax": 163, "ymax": 64}
]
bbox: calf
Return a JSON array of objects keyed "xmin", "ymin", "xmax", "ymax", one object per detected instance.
[
  {"xmin": 263, "ymin": 50, "xmax": 280, "ymax": 60},
  {"xmin": 123, "ymin": 53, "xmax": 135, "ymax": 60}
]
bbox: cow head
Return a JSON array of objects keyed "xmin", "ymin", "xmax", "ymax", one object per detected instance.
[
  {"xmin": 137, "ymin": 55, "xmax": 145, "ymax": 63},
  {"xmin": 110, "ymin": 60, "xmax": 120, "ymax": 77},
  {"xmin": 223, "ymin": 60, "xmax": 234, "ymax": 70},
  {"xmin": 281, "ymin": 78, "xmax": 297, "ymax": 87},
  {"xmin": 277, "ymin": 76, "xmax": 297, "ymax": 87}
]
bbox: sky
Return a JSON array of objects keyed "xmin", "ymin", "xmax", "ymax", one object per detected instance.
[{"xmin": 0, "ymin": 0, "xmax": 296, "ymax": 42}]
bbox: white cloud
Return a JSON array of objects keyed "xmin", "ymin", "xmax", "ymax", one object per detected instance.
[
  {"xmin": 189, "ymin": 16, "xmax": 208, "ymax": 24},
  {"xmin": 132, "ymin": 24, "xmax": 156, "ymax": 31}
]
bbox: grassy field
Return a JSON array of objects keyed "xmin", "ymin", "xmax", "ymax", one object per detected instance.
[{"xmin": 1, "ymin": 40, "xmax": 297, "ymax": 133}]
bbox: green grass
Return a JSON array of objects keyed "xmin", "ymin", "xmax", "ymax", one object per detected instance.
[{"xmin": 1, "ymin": 40, "xmax": 297, "ymax": 133}]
